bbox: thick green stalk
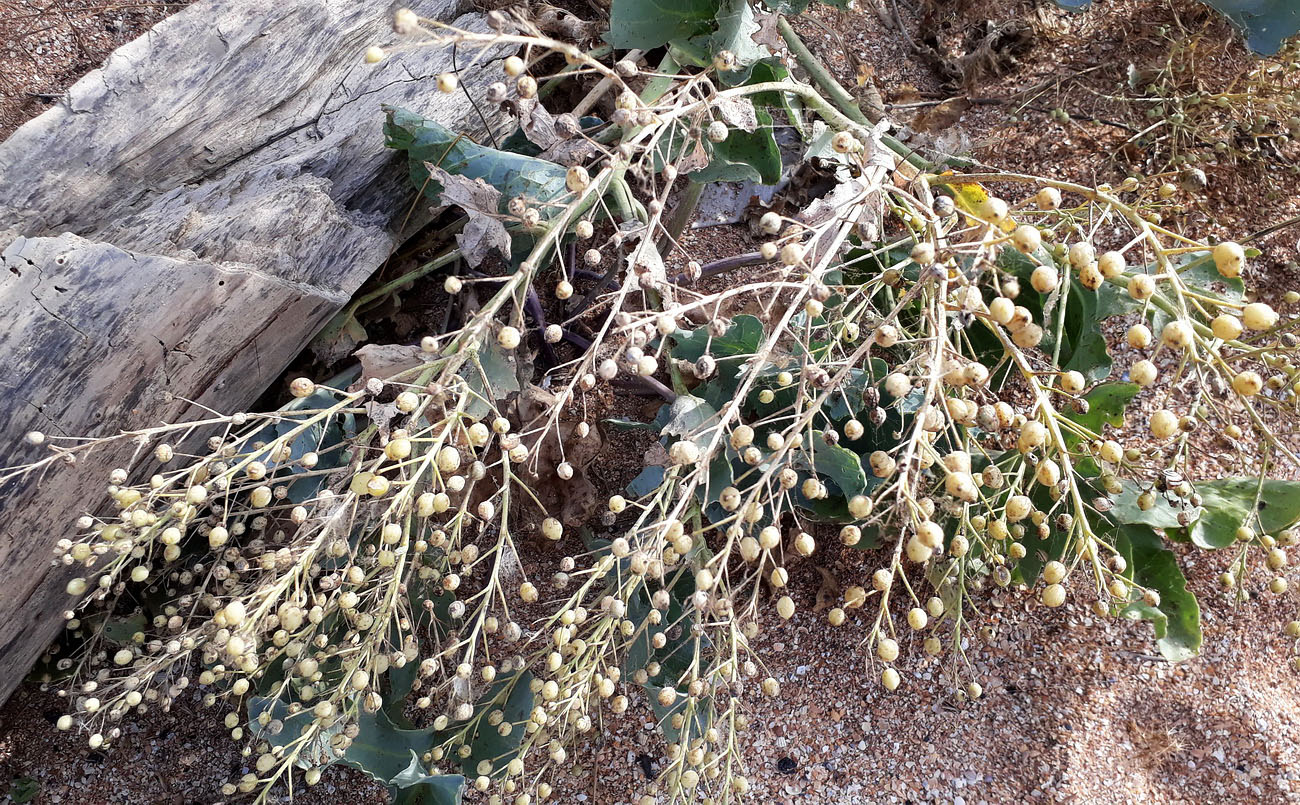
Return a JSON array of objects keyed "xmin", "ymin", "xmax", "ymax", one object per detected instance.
[
  {"xmin": 776, "ymin": 17, "xmax": 873, "ymax": 126},
  {"xmin": 776, "ymin": 16, "xmax": 972, "ymax": 171}
]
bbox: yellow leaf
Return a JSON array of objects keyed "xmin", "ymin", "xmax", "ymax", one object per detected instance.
[{"xmin": 937, "ymin": 172, "xmax": 1015, "ymax": 233}]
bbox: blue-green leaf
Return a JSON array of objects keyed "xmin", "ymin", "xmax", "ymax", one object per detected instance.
[
  {"xmin": 1186, "ymin": 478, "xmax": 1300, "ymax": 548},
  {"xmin": 608, "ymin": 0, "xmax": 720, "ymax": 49},
  {"xmin": 391, "ymin": 776, "xmax": 465, "ymax": 805},
  {"xmin": 691, "ymin": 108, "xmax": 782, "ymax": 184},
  {"xmin": 384, "ymin": 107, "xmax": 568, "ymax": 218},
  {"xmin": 1115, "ymin": 523, "xmax": 1202, "ymax": 662}
]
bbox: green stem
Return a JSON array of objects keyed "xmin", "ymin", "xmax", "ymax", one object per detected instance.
[
  {"xmin": 777, "ymin": 17, "xmax": 872, "ymax": 126},
  {"xmin": 345, "ymin": 249, "xmax": 462, "ymax": 318},
  {"xmin": 777, "ymin": 17, "xmax": 975, "ymax": 170},
  {"xmin": 538, "ymin": 43, "xmax": 613, "ymax": 100},
  {"xmin": 658, "ymin": 179, "xmax": 705, "ymax": 254}
]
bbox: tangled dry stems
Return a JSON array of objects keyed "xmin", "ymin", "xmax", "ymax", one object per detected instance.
[{"xmin": 8, "ymin": 7, "xmax": 1300, "ymax": 804}]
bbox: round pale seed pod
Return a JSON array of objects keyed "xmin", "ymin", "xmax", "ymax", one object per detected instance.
[
  {"xmin": 882, "ymin": 667, "xmax": 901, "ymax": 691},
  {"xmin": 1078, "ymin": 261, "xmax": 1103, "ymax": 290},
  {"xmin": 1211, "ymin": 314, "xmax": 1243, "ymax": 341},
  {"xmin": 905, "ymin": 535, "xmax": 933, "ymax": 563},
  {"xmin": 916, "ymin": 520, "xmax": 944, "ymax": 549},
  {"xmin": 1212, "ymin": 241, "xmax": 1245, "ymax": 278},
  {"xmin": 1233, "ymin": 371, "xmax": 1263, "ymax": 396},
  {"xmin": 1068, "ymin": 242, "xmax": 1095, "ymax": 269},
  {"xmin": 1031, "ymin": 265, "xmax": 1059, "ymax": 294},
  {"xmin": 1128, "ymin": 274, "xmax": 1155, "ymax": 300},
  {"xmin": 1127, "ymin": 324, "xmax": 1152, "ymax": 349},
  {"xmin": 1012, "ymin": 323, "xmax": 1044, "ymax": 348},
  {"xmin": 1006, "ymin": 495, "xmax": 1033, "ymax": 521},
  {"xmin": 1060, "ymin": 370, "xmax": 1086, "ymax": 393},
  {"xmin": 877, "ymin": 638, "xmax": 900, "ymax": 662},
  {"xmin": 1131, "ymin": 359, "xmax": 1157, "ymax": 386},
  {"xmin": 911, "ymin": 242, "xmax": 936, "ymax": 265},
  {"xmin": 1012, "ymin": 224, "xmax": 1042, "ymax": 254},
  {"xmin": 1161, "ymin": 320, "xmax": 1192, "ymax": 349},
  {"xmin": 1041, "ymin": 583, "xmax": 1067, "ymax": 607},
  {"xmin": 989, "ymin": 296, "xmax": 1015, "ymax": 325},
  {"xmin": 1150, "ymin": 409, "xmax": 1179, "ymax": 439},
  {"xmin": 498, "ymin": 326, "xmax": 522, "ymax": 350},
  {"xmin": 979, "ymin": 196, "xmax": 1009, "ymax": 224},
  {"xmin": 776, "ymin": 596, "xmax": 795, "ymax": 619},
  {"xmin": 1098, "ymin": 250, "xmax": 1126, "ymax": 278},
  {"xmin": 1243, "ymin": 302, "xmax": 1277, "ymax": 331}
]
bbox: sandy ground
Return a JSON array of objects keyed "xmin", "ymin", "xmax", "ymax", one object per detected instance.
[{"xmin": 4, "ymin": 0, "xmax": 1300, "ymax": 803}]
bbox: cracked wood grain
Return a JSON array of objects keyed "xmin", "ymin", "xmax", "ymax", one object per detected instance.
[{"xmin": 0, "ymin": 0, "xmax": 511, "ymax": 703}]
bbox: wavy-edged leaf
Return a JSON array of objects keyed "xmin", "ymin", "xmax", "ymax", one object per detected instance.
[
  {"xmin": 1063, "ymin": 382, "xmax": 1139, "ymax": 447},
  {"xmin": 745, "ymin": 59, "xmax": 804, "ymax": 135},
  {"xmin": 246, "ymin": 385, "xmax": 357, "ymax": 502},
  {"xmin": 247, "ymin": 696, "xmax": 346, "ymax": 770},
  {"xmin": 624, "ymin": 569, "xmax": 712, "ymax": 743},
  {"xmin": 460, "ymin": 338, "xmax": 521, "ymax": 420},
  {"xmin": 806, "ymin": 435, "xmax": 869, "ymax": 498},
  {"xmin": 101, "ymin": 613, "xmax": 148, "ymax": 643},
  {"xmin": 424, "ymin": 164, "xmax": 512, "ymax": 267},
  {"xmin": 691, "ymin": 108, "xmax": 782, "ymax": 184},
  {"xmin": 608, "ymin": 0, "xmax": 720, "ymax": 49},
  {"xmin": 628, "ymin": 464, "xmax": 667, "ymax": 498},
  {"xmin": 661, "ymin": 394, "xmax": 721, "ymax": 443},
  {"xmin": 392, "ymin": 776, "xmax": 465, "ymax": 805},
  {"xmin": 458, "ymin": 671, "xmax": 536, "ymax": 777},
  {"xmin": 1112, "ymin": 481, "xmax": 1189, "ymax": 530},
  {"xmin": 1187, "ymin": 478, "xmax": 1300, "ymax": 548},
  {"xmin": 1115, "ymin": 523, "xmax": 1202, "ymax": 661},
  {"xmin": 711, "ymin": 0, "xmax": 768, "ymax": 83},
  {"xmin": 384, "ymin": 107, "xmax": 568, "ymax": 219},
  {"xmin": 670, "ymin": 314, "xmax": 764, "ymax": 407},
  {"xmin": 345, "ymin": 709, "xmax": 440, "ymax": 785}
]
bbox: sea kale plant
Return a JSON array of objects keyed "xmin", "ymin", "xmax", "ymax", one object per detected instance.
[{"xmin": 9, "ymin": 2, "xmax": 1300, "ymax": 803}]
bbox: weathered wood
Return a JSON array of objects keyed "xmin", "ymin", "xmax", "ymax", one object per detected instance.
[{"xmin": 0, "ymin": 0, "xmax": 509, "ymax": 703}]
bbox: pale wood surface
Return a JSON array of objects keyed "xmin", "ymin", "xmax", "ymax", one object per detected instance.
[{"xmin": 0, "ymin": 0, "xmax": 506, "ymax": 703}]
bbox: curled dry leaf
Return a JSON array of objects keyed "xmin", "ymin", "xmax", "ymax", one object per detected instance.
[
  {"xmin": 541, "ymin": 137, "xmax": 600, "ymax": 167},
  {"xmin": 512, "ymin": 97, "xmax": 562, "ymax": 151},
  {"xmin": 813, "ymin": 566, "xmax": 840, "ymax": 613},
  {"xmin": 715, "ymin": 97, "xmax": 759, "ymax": 133},
  {"xmin": 424, "ymin": 162, "xmax": 513, "ymax": 267},
  {"xmin": 532, "ymin": 3, "xmax": 602, "ymax": 41},
  {"xmin": 365, "ymin": 400, "xmax": 400, "ymax": 439},
  {"xmin": 354, "ymin": 343, "xmax": 427, "ymax": 382},
  {"xmin": 643, "ymin": 441, "xmax": 669, "ymax": 467},
  {"xmin": 515, "ymin": 99, "xmax": 600, "ymax": 166},
  {"xmin": 798, "ymin": 177, "xmax": 883, "ymax": 249},
  {"xmin": 620, "ymin": 221, "xmax": 669, "ymax": 289},
  {"xmin": 678, "ymin": 139, "xmax": 710, "ymax": 173},
  {"xmin": 515, "ymin": 385, "xmax": 604, "ymax": 527},
  {"xmin": 750, "ymin": 8, "xmax": 784, "ymax": 52}
]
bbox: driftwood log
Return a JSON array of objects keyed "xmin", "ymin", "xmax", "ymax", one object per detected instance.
[{"xmin": 0, "ymin": 0, "xmax": 508, "ymax": 704}]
